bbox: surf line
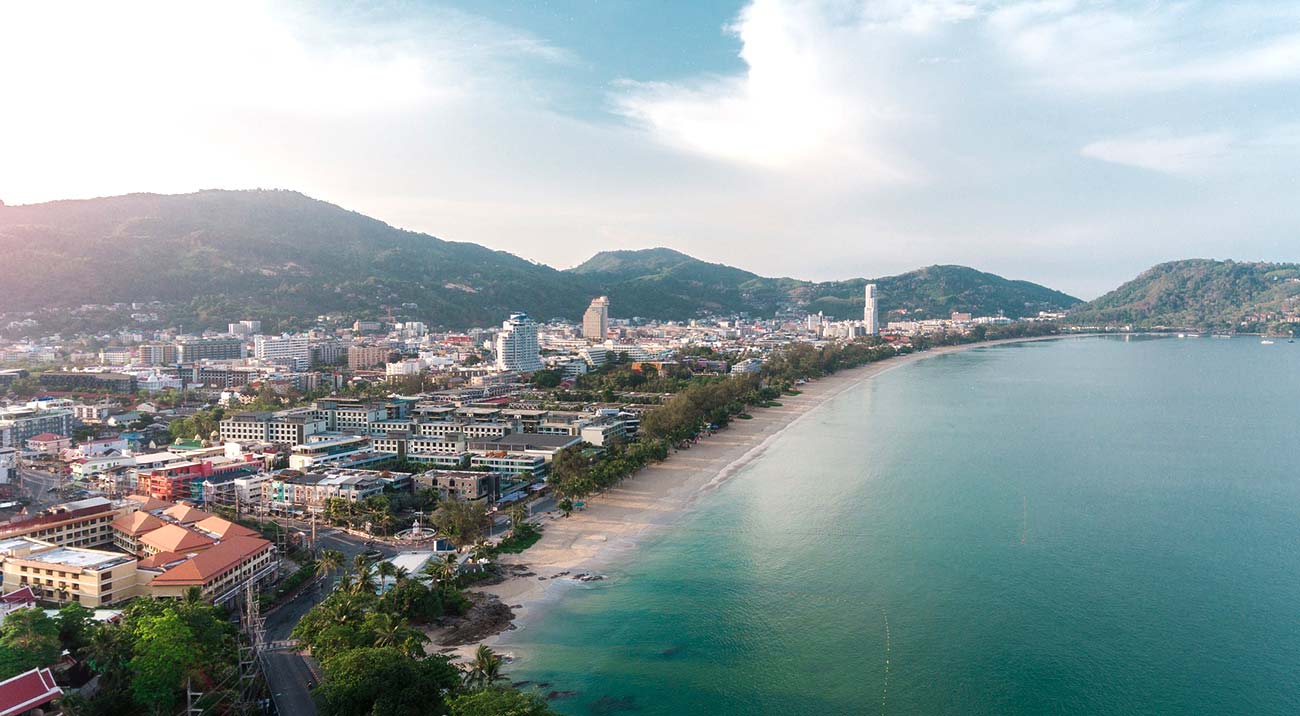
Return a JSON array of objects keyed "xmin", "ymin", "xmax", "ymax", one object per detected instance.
[
  {"xmin": 881, "ymin": 608, "xmax": 892, "ymax": 716},
  {"xmin": 1020, "ymin": 496, "xmax": 1028, "ymax": 545}
]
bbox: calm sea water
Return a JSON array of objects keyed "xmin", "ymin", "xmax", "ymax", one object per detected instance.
[{"xmin": 506, "ymin": 336, "xmax": 1300, "ymax": 715}]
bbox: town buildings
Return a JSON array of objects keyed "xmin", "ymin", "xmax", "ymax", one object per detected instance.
[
  {"xmin": 0, "ymin": 496, "xmax": 277, "ymax": 607},
  {"xmin": 253, "ymin": 334, "xmax": 311, "ymax": 371}
]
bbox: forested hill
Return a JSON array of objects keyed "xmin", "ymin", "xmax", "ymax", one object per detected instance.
[
  {"xmin": 567, "ymin": 249, "xmax": 1081, "ymax": 321},
  {"xmin": 0, "ymin": 190, "xmax": 1080, "ymax": 331},
  {"xmin": 1067, "ymin": 260, "xmax": 1300, "ymax": 331}
]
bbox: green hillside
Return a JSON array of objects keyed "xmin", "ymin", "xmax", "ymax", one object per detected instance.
[
  {"xmin": 570, "ymin": 250, "xmax": 1080, "ymax": 321},
  {"xmin": 0, "ymin": 190, "xmax": 591, "ymax": 331},
  {"xmin": 0, "ymin": 190, "xmax": 1081, "ymax": 332},
  {"xmin": 1068, "ymin": 260, "xmax": 1300, "ymax": 331}
]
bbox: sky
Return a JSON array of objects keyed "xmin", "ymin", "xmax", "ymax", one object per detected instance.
[{"xmin": 2, "ymin": 0, "xmax": 1299, "ymax": 299}]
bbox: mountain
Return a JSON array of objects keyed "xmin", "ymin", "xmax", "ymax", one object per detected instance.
[
  {"xmin": 0, "ymin": 190, "xmax": 592, "ymax": 331},
  {"xmin": 1068, "ymin": 259, "xmax": 1300, "ymax": 331},
  {"xmin": 0, "ymin": 190, "xmax": 1081, "ymax": 332},
  {"xmin": 570, "ymin": 249, "xmax": 1081, "ymax": 321},
  {"xmin": 567, "ymin": 248, "xmax": 803, "ymax": 318}
]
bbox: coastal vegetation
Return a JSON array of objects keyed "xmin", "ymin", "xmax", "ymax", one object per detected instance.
[
  {"xmin": 1068, "ymin": 259, "xmax": 1300, "ymax": 332},
  {"xmin": 292, "ymin": 551, "xmax": 557, "ymax": 715}
]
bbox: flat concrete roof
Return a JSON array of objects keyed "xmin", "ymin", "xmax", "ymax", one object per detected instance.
[{"xmin": 22, "ymin": 547, "xmax": 133, "ymax": 570}]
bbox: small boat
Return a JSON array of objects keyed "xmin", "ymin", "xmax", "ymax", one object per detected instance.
[
  {"xmin": 1212, "ymin": 333, "xmax": 1232, "ymax": 339},
  {"xmin": 1261, "ymin": 339, "xmax": 1275, "ymax": 345}
]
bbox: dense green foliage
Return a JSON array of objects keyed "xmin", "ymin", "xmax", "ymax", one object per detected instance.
[
  {"xmin": 73, "ymin": 590, "xmax": 240, "ymax": 716},
  {"xmin": 315, "ymin": 647, "xmax": 462, "ymax": 716},
  {"xmin": 0, "ymin": 608, "xmax": 62, "ymax": 679},
  {"xmin": 297, "ymin": 557, "xmax": 556, "ymax": 716},
  {"xmin": 1068, "ymin": 259, "xmax": 1300, "ymax": 331},
  {"xmin": 448, "ymin": 687, "xmax": 557, "ymax": 716}
]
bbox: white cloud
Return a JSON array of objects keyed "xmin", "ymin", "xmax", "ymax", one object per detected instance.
[
  {"xmin": 987, "ymin": 1, "xmax": 1300, "ymax": 92},
  {"xmin": 611, "ymin": 0, "xmax": 925, "ymax": 180},
  {"xmin": 1080, "ymin": 131, "xmax": 1235, "ymax": 177}
]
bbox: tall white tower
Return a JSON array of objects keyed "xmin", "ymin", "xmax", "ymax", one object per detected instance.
[
  {"xmin": 495, "ymin": 312, "xmax": 542, "ymax": 372},
  {"xmin": 863, "ymin": 284, "xmax": 879, "ymax": 336}
]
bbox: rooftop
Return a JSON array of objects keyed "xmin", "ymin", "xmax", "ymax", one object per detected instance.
[{"xmin": 19, "ymin": 546, "xmax": 133, "ymax": 570}]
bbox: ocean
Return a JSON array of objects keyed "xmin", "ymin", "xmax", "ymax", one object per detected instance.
[{"xmin": 505, "ymin": 336, "xmax": 1300, "ymax": 715}]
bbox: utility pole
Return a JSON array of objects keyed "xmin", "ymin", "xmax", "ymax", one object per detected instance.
[{"xmin": 186, "ymin": 677, "xmax": 203, "ymax": 715}]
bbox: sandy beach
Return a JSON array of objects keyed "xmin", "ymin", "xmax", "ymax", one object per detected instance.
[{"xmin": 466, "ymin": 335, "xmax": 1080, "ymax": 654}]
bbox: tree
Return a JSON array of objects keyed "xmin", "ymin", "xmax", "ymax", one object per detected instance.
[
  {"xmin": 463, "ymin": 645, "xmax": 505, "ymax": 689},
  {"xmin": 129, "ymin": 612, "xmax": 200, "ymax": 715},
  {"xmin": 508, "ymin": 502, "xmax": 528, "ymax": 533},
  {"xmin": 315, "ymin": 648, "xmax": 461, "ymax": 716},
  {"xmin": 530, "ymin": 369, "xmax": 563, "ymax": 389},
  {"xmin": 0, "ymin": 608, "xmax": 61, "ymax": 678},
  {"xmin": 317, "ymin": 549, "xmax": 345, "ymax": 581},
  {"xmin": 432, "ymin": 499, "xmax": 489, "ymax": 550},
  {"xmin": 57, "ymin": 602, "xmax": 95, "ymax": 656},
  {"xmin": 448, "ymin": 687, "xmax": 559, "ymax": 716},
  {"xmin": 558, "ymin": 498, "xmax": 574, "ymax": 518}
]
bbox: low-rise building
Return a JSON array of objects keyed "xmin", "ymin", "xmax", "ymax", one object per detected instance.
[
  {"xmin": 414, "ymin": 470, "xmax": 500, "ymax": 502},
  {"xmin": 0, "ymin": 498, "xmax": 124, "ymax": 548}
]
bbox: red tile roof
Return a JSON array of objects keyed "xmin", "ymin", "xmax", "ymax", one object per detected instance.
[
  {"xmin": 0, "ymin": 667, "xmax": 62, "ymax": 716},
  {"xmin": 151, "ymin": 536, "xmax": 272, "ymax": 586},
  {"xmin": 27, "ymin": 433, "xmax": 65, "ymax": 442}
]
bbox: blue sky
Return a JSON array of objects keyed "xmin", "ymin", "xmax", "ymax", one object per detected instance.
[{"xmin": 2, "ymin": 0, "xmax": 1299, "ymax": 298}]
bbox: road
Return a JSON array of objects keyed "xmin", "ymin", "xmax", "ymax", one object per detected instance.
[{"xmin": 259, "ymin": 522, "xmax": 392, "ymax": 716}]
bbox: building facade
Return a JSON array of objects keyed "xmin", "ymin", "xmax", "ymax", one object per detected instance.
[
  {"xmin": 582, "ymin": 296, "xmax": 610, "ymax": 341},
  {"xmin": 864, "ymin": 283, "xmax": 879, "ymax": 336},
  {"xmin": 495, "ymin": 313, "xmax": 542, "ymax": 373}
]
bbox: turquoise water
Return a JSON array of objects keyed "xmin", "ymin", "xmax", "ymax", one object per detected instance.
[{"xmin": 507, "ymin": 336, "xmax": 1300, "ymax": 715}]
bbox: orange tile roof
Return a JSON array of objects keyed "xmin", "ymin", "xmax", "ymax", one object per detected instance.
[
  {"xmin": 124, "ymin": 494, "xmax": 173, "ymax": 513},
  {"xmin": 138, "ymin": 524, "xmax": 214, "ymax": 554},
  {"xmin": 151, "ymin": 536, "xmax": 272, "ymax": 586},
  {"xmin": 162, "ymin": 503, "xmax": 212, "ymax": 525},
  {"xmin": 110, "ymin": 511, "xmax": 165, "ymax": 537},
  {"xmin": 136, "ymin": 551, "xmax": 188, "ymax": 569},
  {"xmin": 193, "ymin": 516, "xmax": 259, "ymax": 540}
]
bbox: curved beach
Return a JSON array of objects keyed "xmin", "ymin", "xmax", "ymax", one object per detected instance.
[{"xmin": 470, "ymin": 335, "xmax": 1079, "ymax": 649}]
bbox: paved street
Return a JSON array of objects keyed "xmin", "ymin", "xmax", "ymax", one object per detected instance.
[{"xmin": 259, "ymin": 522, "xmax": 392, "ymax": 716}]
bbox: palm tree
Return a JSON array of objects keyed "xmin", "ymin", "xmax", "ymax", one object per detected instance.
[
  {"xmin": 375, "ymin": 560, "xmax": 396, "ymax": 592},
  {"xmin": 352, "ymin": 558, "xmax": 378, "ymax": 596},
  {"xmin": 420, "ymin": 553, "xmax": 459, "ymax": 598},
  {"xmin": 316, "ymin": 549, "xmax": 345, "ymax": 583},
  {"xmin": 508, "ymin": 502, "xmax": 528, "ymax": 532},
  {"xmin": 464, "ymin": 644, "xmax": 505, "ymax": 688},
  {"xmin": 336, "ymin": 573, "xmax": 356, "ymax": 595}
]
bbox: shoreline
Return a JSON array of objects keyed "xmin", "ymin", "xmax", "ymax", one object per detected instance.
[{"xmin": 460, "ymin": 334, "xmax": 1091, "ymax": 658}]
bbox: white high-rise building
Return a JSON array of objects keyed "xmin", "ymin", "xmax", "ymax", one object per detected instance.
[
  {"xmin": 495, "ymin": 313, "xmax": 542, "ymax": 373},
  {"xmin": 253, "ymin": 334, "xmax": 311, "ymax": 371},
  {"xmin": 582, "ymin": 296, "xmax": 610, "ymax": 340},
  {"xmin": 863, "ymin": 284, "xmax": 879, "ymax": 336}
]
